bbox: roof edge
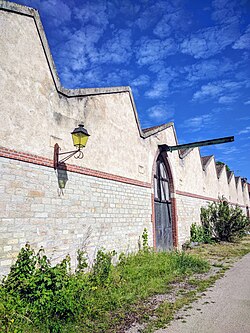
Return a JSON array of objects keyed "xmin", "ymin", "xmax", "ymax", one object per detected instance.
[
  {"xmin": 201, "ymin": 155, "xmax": 214, "ymax": 171},
  {"xmin": 0, "ymin": 1, "xmax": 148, "ymax": 137},
  {"xmin": 142, "ymin": 122, "xmax": 174, "ymax": 138}
]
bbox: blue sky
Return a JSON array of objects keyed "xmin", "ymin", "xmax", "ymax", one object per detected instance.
[{"xmin": 10, "ymin": 0, "xmax": 250, "ymax": 180}]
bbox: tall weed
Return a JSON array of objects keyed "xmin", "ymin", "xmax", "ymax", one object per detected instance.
[{"xmin": 0, "ymin": 239, "xmax": 209, "ymax": 333}]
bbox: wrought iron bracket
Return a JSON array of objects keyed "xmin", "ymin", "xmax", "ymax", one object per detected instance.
[{"xmin": 53, "ymin": 143, "xmax": 83, "ymax": 169}]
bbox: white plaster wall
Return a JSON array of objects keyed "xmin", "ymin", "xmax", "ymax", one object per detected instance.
[
  {"xmin": 0, "ymin": 10, "xmax": 160, "ymax": 183},
  {"xmin": 202, "ymin": 158, "xmax": 219, "ymax": 198},
  {"xmin": 229, "ymin": 175, "xmax": 238, "ymax": 203},
  {"xmin": 173, "ymin": 148, "xmax": 204, "ymax": 194}
]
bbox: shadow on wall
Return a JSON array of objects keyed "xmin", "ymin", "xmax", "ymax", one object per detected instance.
[{"xmin": 56, "ymin": 163, "xmax": 68, "ymax": 195}]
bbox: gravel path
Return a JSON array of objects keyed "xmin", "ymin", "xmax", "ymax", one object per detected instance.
[{"xmin": 155, "ymin": 253, "xmax": 250, "ymax": 333}]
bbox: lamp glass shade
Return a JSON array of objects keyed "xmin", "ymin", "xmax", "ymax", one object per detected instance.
[{"xmin": 71, "ymin": 124, "xmax": 90, "ymax": 148}]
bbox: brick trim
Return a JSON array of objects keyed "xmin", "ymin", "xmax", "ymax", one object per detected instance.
[
  {"xmin": 0, "ymin": 146, "xmax": 151, "ymax": 189},
  {"xmin": 176, "ymin": 190, "xmax": 246, "ymax": 208}
]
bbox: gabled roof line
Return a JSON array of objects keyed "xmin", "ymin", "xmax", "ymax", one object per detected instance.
[
  {"xmin": 227, "ymin": 171, "xmax": 234, "ymax": 184},
  {"xmin": 216, "ymin": 164, "xmax": 225, "ymax": 179},
  {"xmin": 179, "ymin": 148, "xmax": 193, "ymax": 159},
  {"xmin": 235, "ymin": 176, "xmax": 241, "ymax": 188},
  {"xmin": 142, "ymin": 122, "xmax": 174, "ymax": 137},
  {"xmin": 1, "ymin": 1, "xmax": 176, "ymax": 140},
  {"xmin": 201, "ymin": 155, "xmax": 214, "ymax": 171}
]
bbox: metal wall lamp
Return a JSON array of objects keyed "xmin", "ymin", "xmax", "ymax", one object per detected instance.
[{"xmin": 54, "ymin": 124, "xmax": 90, "ymax": 169}]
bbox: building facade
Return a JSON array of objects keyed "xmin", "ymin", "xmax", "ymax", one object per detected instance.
[{"xmin": 0, "ymin": 1, "xmax": 249, "ymax": 278}]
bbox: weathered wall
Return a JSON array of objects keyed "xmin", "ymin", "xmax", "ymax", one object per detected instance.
[
  {"xmin": 0, "ymin": 1, "xmax": 249, "ymax": 276},
  {"xmin": 0, "ymin": 7, "xmax": 170, "ymax": 184},
  {"xmin": 0, "ymin": 156, "xmax": 152, "ymax": 277},
  {"xmin": 173, "ymin": 151, "xmax": 249, "ymax": 244}
]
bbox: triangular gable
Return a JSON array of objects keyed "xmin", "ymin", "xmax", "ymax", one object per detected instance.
[
  {"xmin": 227, "ymin": 171, "xmax": 234, "ymax": 184},
  {"xmin": 216, "ymin": 164, "xmax": 225, "ymax": 179},
  {"xmin": 201, "ymin": 155, "xmax": 213, "ymax": 171}
]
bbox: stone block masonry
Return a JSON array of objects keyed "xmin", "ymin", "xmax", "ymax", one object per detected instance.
[{"xmin": 0, "ymin": 156, "xmax": 152, "ymax": 279}]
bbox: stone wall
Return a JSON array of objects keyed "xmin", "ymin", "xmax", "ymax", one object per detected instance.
[{"xmin": 0, "ymin": 156, "xmax": 152, "ymax": 278}]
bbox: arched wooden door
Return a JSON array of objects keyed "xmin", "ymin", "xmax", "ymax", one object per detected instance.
[{"xmin": 154, "ymin": 154, "xmax": 173, "ymax": 250}]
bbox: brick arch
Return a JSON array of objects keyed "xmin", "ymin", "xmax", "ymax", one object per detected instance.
[{"xmin": 151, "ymin": 149, "xmax": 178, "ymax": 249}]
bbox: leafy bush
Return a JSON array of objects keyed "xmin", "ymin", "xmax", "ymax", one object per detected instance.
[
  {"xmin": 201, "ymin": 199, "xmax": 249, "ymax": 242},
  {"xmin": 190, "ymin": 223, "xmax": 212, "ymax": 244},
  {"xmin": 91, "ymin": 249, "xmax": 116, "ymax": 286},
  {"xmin": 0, "ymin": 238, "xmax": 209, "ymax": 333}
]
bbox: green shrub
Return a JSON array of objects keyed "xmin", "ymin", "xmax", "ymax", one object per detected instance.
[
  {"xmin": 91, "ymin": 249, "xmax": 116, "ymax": 286},
  {"xmin": 190, "ymin": 223, "xmax": 204, "ymax": 243},
  {"xmin": 190, "ymin": 223, "xmax": 212, "ymax": 244},
  {"xmin": 201, "ymin": 198, "xmax": 249, "ymax": 242},
  {"xmin": 0, "ymin": 237, "xmax": 209, "ymax": 333}
]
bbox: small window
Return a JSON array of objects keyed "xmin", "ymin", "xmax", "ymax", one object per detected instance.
[
  {"xmin": 159, "ymin": 162, "xmax": 168, "ymax": 179},
  {"xmin": 160, "ymin": 180, "xmax": 170, "ymax": 201},
  {"xmin": 154, "ymin": 176, "xmax": 159, "ymax": 200}
]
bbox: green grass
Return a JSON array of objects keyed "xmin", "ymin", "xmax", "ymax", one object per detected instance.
[
  {"xmin": 140, "ymin": 235, "xmax": 250, "ymax": 333},
  {"xmin": 1, "ymin": 236, "xmax": 250, "ymax": 333},
  {"xmin": 0, "ymin": 248, "xmax": 209, "ymax": 333}
]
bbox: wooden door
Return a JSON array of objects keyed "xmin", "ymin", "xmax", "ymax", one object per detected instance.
[{"xmin": 154, "ymin": 156, "xmax": 173, "ymax": 250}]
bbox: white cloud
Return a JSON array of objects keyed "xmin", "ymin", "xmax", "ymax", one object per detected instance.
[
  {"xmin": 233, "ymin": 25, "xmax": 250, "ymax": 50},
  {"xmin": 184, "ymin": 59, "xmax": 234, "ymax": 83},
  {"xmin": 145, "ymin": 82, "xmax": 169, "ymax": 99},
  {"xmin": 181, "ymin": 23, "xmax": 240, "ymax": 59},
  {"xmin": 144, "ymin": 67, "xmax": 176, "ymax": 99},
  {"xmin": 34, "ymin": 0, "xmax": 72, "ymax": 27},
  {"xmin": 153, "ymin": 9, "xmax": 188, "ymax": 39},
  {"xmin": 147, "ymin": 104, "xmax": 174, "ymax": 122},
  {"xmin": 238, "ymin": 126, "xmax": 250, "ymax": 135},
  {"xmin": 96, "ymin": 29, "xmax": 133, "ymax": 64},
  {"xmin": 218, "ymin": 95, "xmax": 237, "ymax": 104},
  {"xmin": 244, "ymin": 100, "xmax": 250, "ymax": 105},
  {"xmin": 211, "ymin": 0, "xmax": 243, "ymax": 25},
  {"xmin": 136, "ymin": 37, "xmax": 177, "ymax": 66},
  {"xmin": 193, "ymin": 83, "xmax": 224, "ymax": 100},
  {"xmin": 192, "ymin": 80, "xmax": 244, "ymax": 103},
  {"xmin": 131, "ymin": 75, "xmax": 150, "ymax": 87},
  {"xmin": 180, "ymin": 113, "xmax": 214, "ymax": 132},
  {"xmin": 135, "ymin": 2, "xmax": 172, "ymax": 31},
  {"xmin": 73, "ymin": 1, "xmax": 109, "ymax": 28},
  {"xmin": 221, "ymin": 146, "xmax": 238, "ymax": 155}
]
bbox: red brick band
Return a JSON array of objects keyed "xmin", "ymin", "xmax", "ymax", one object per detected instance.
[
  {"xmin": 176, "ymin": 190, "xmax": 246, "ymax": 208},
  {"xmin": 0, "ymin": 146, "xmax": 151, "ymax": 189}
]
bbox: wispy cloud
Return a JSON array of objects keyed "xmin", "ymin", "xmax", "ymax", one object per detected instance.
[
  {"xmin": 180, "ymin": 113, "xmax": 215, "ymax": 133},
  {"xmin": 192, "ymin": 80, "xmax": 245, "ymax": 103},
  {"xmin": 220, "ymin": 146, "xmax": 238, "ymax": 155},
  {"xmin": 136, "ymin": 37, "xmax": 178, "ymax": 66},
  {"xmin": 244, "ymin": 100, "xmax": 250, "ymax": 105},
  {"xmin": 147, "ymin": 104, "xmax": 174, "ymax": 122},
  {"xmin": 97, "ymin": 29, "xmax": 133, "ymax": 64},
  {"xmin": 233, "ymin": 25, "xmax": 250, "ymax": 50},
  {"xmin": 33, "ymin": 0, "xmax": 72, "ymax": 27},
  {"xmin": 211, "ymin": 0, "xmax": 243, "ymax": 25},
  {"xmin": 153, "ymin": 9, "xmax": 189, "ymax": 39},
  {"xmin": 218, "ymin": 95, "xmax": 237, "ymax": 104},
  {"xmin": 131, "ymin": 75, "xmax": 150, "ymax": 87},
  {"xmin": 144, "ymin": 67, "xmax": 176, "ymax": 99},
  {"xmin": 184, "ymin": 59, "xmax": 235, "ymax": 83},
  {"xmin": 238, "ymin": 126, "xmax": 250, "ymax": 135},
  {"xmin": 180, "ymin": 23, "xmax": 240, "ymax": 59},
  {"xmin": 73, "ymin": 1, "xmax": 109, "ymax": 28},
  {"xmin": 135, "ymin": 1, "xmax": 172, "ymax": 31}
]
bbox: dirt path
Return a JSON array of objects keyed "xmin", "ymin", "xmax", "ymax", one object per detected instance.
[{"xmin": 155, "ymin": 252, "xmax": 250, "ymax": 333}]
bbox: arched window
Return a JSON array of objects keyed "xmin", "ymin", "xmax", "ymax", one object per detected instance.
[{"xmin": 154, "ymin": 155, "xmax": 173, "ymax": 250}]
